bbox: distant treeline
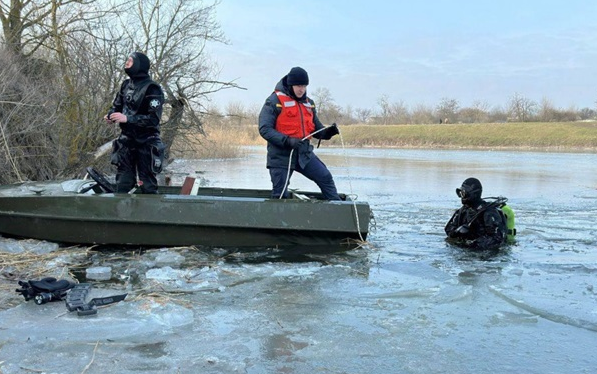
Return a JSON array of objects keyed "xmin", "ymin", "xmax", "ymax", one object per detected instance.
[
  {"xmin": 178, "ymin": 121, "xmax": 597, "ymax": 161},
  {"xmin": 208, "ymin": 89, "xmax": 596, "ymax": 128}
]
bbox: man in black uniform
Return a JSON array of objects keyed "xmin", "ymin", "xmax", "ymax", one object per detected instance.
[
  {"xmin": 104, "ymin": 52, "xmax": 165, "ymax": 194},
  {"xmin": 445, "ymin": 177, "xmax": 507, "ymax": 251}
]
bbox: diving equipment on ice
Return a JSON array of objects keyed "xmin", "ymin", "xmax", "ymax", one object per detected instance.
[
  {"xmin": 65, "ymin": 283, "xmax": 127, "ymax": 316},
  {"xmin": 15, "ymin": 277, "xmax": 75, "ymax": 305},
  {"xmin": 16, "ymin": 278, "xmax": 127, "ymax": 315}
]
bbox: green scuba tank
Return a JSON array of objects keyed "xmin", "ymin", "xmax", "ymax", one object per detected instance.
[{"xmin": 501, "ymin": 204, "xmax": 516, "ymax": 242}]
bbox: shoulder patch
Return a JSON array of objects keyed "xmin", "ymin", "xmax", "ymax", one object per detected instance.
[{"xmin": 149, "ymin": 98, "xmax": 161, "ymax": 109}]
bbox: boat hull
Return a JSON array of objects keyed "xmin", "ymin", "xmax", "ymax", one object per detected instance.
[{"xmin": 0, "ymin": 181, "xmax": 370, "ymax": 248}]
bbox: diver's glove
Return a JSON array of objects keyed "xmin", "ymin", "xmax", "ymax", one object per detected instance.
[
  {"xmin": 447, "ymin": 224, "xmax": 469, "ymax": 238},
  {"xmin": 456, "ymin": 225, "xmax": 470, "ymax": 235},
  {"xmin": 319, "ymin": 123, "xmax": 339, "ymax": 140}
]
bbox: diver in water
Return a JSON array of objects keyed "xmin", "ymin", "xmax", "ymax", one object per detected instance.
[{"xmin": 445, "ymin": 177, "xmax": 510, "ymax": 251}]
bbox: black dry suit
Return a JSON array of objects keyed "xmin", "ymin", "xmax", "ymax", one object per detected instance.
[
  {"xmin": 107, "ymin": 52, "xmax": 165, "ymax": 194},
  {"xmin": 444, "ymin": 178, "xmax": 507, "ymax": 251}
]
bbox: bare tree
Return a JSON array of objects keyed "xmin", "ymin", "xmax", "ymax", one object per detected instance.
[
  {"xmin": 0, "ymin": 0, "xmax": 54, "ymax": 55},
  {"xmin": 537, "ymin": 97, "xmax": 557, "ymax": 122},
  {"xmin": 508, "ymin": 92, "xmax": 537, "ymax": 122},
  {"xmin": 354, "ymin": 107, "xmax": 372, "ymax": 124},
  {"xmin": 311, "ymin": 87, "xmax": 333, "ymax": 112},
  {"xmin": 488, "ymin": 105, "xmax": 508, "ymax": 123},
  {"xmin": 458, "ymin": 101, "xmax": 490, "ymax": 123},
  {"xmin": 389, "ymin": 100, "xmax": 410, "ymax": 124},
  {"xmin": 341, "ymin": 104, "xmax": 357, "ymax": 125},
  {"xmin": 117, "ymin": 0, "xmax": 242, "ymax": 160},
  {"xmin": 375, "ymin": 94, "xmax": 391, "ymax": 125},
  {"xmin": 311, "ymin": 86, "xmax": 342, "ymax": 124},
  {"xmin": 410, "ymin": 104, "xmax": 435, "ymax": 124},
  {"xmin": 436, "ymin": 97, "xmax": 459, "ymax": 124},
  {"xmin": 0, "ymin": 0, "xmax": 243, "ymax": 182},
  {"xmin": 224, "ymin": 101, "xmax": 246, "ymax": 127},
  {"xmin": 0, "ymin": 0, "xmax": 100, "ymax": 56},
  {"xmin": 0, "ymin": 0, "xmax": 125, "ymax": 176},
  {"xmin": 245, "ymin": 103, "xmax": 261, "ymax": 126},
  {"xmin": 579, "ymin": 107, "xmax": 596, "ymax": 120},
  {"xmin": 0, "ymin": 48, "xmax": 62, "ymax": 184}
]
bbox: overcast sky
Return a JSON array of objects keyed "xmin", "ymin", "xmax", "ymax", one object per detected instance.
[{"xmin": 207, "ymin": 0, "xmax": 597, "ymax": 112}]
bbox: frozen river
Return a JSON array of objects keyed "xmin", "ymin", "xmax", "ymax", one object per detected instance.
[{"xmin": 1, "ymin": 146, "xmax": 596, "ymax": 373}]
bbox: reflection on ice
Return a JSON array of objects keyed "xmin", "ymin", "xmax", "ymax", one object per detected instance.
[
  {"xmin": 0, "ymin": 298, "xmax": 193, "ymax": 341},
  {"xmin": 0, "ymin": 238, "xmax": 59, "ymax": 254},
  {"xmin": 489, "ymin": 270, "xmax": 597, "ymax": 333},
  {"xmin": 145, "ymin": 266, "xmax": 221, "ymax": 292}
]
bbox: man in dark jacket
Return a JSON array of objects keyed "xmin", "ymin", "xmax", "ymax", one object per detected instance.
[
  {"xmin": 445, "ymin": 177, "xmax": 507, "ymax": 251},
  {"xmin": 258, "ymin": 66, "xmax": 340, "ymax": 200},
  {"xmin": 104, "ymin": 52, "xmax": 165, "ymax": 194}
]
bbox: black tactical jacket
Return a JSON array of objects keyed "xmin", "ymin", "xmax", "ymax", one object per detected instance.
[{"xmin": 107, "ymin": 76, "xmax": 164, "ymax": 144}]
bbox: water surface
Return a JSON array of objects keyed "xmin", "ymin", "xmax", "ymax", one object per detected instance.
[{"xmin": 1, "ymin": 147, "xmax": 596, "ymax": 374}]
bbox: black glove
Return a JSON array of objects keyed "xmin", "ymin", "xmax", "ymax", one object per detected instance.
[
  {"xmin": 285, "ymin": 137, "xmax": 304, "ymax": 149},
  {"xmin": 320, "ymin": 123, "xmax": 339, "ymax": 140}
]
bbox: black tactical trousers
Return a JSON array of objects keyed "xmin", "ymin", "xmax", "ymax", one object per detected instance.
[{"xmin": 114, "ymin": 140, "xmax": 159, "ymax": 194}]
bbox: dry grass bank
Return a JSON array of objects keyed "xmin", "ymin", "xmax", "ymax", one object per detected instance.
[
  {"xmin": 170, "ymin": 124, "xmax": 264, "ymax": 159},
  {"xmin": 170, "ymin": 122, "xmax": 597, "ymax": 159},
  {"xmin": 329, "ymin": 122, "xmax": 597, "ymax": 150}
]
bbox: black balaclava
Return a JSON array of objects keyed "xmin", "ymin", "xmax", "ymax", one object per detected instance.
[
  {"xmin": 285, "ymin": 66, "xmax": 309, "ymax": 99},
  {"xmin": 124, "ymin": 52, "xmax": 150, "ymax": 79},
  {"xmin": 456, "ymin": 177, "xmax": 483, "ymax": 206}
]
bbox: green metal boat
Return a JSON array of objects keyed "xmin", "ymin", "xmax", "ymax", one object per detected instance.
[{"xmin": 0, "ymin": 173, "xmax": 371, "ymax": 248}]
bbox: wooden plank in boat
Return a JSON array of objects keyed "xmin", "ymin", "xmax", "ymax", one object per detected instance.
[{"xmin": 180, "ymin": 177, "xmax": 196, "ymax": 195}]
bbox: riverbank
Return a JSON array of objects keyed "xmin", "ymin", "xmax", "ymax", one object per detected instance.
[
  {"xmin": 331, "ymin": 122, "xmax": 597, "ymax": 150},
  {"xmin": 182, "ymin": 122, "xmax": 597, "ymax": 159}
]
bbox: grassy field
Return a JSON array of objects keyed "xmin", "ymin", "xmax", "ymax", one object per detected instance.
[
  {"xmin": 324, "ymin": 122, "xmax": 597, "ymax": 151},
  {"xmin": 179, "ymin": 122, "xmax": 597, "ymax": 159}
]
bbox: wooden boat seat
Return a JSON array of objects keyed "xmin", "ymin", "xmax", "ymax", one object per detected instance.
[{"xmin": 180, "ymin": 177, "xmax": 200, "ymax": 195}]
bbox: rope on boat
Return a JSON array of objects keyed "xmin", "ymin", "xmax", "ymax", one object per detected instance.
[
  {"xmin": 337, "ymin": 131, "xmax": 365, "ymax": 242},
  {"xmin": 281, "ymin": 151, "xmax": 294, "ymax": 200},
  {"xmin": 280, "ymin": 127, "xmax": 326, "ymax": 199},
  {"xmin": 281, "ymin": 127, "xmax": 366, "ymax": 242}
]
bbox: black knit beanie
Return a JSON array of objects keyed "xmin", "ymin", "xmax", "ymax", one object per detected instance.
[{"xmin": 286, "ymin": 67, "xmax": 309, "ymax": 86}]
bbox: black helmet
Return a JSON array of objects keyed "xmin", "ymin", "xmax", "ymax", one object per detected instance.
[{"xmin": 456, "ymin": 177, "xmax": 482, "ymax": 205}]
